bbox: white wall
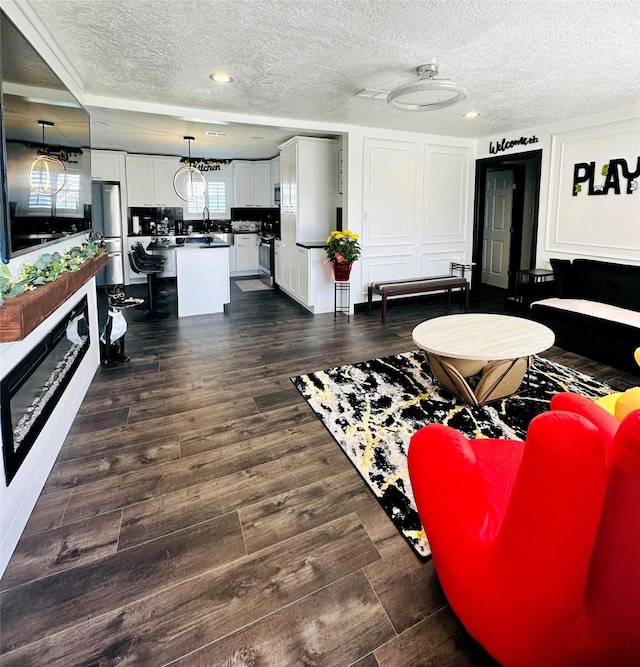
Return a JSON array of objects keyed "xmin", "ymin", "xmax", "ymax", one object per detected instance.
[
  {"xmin": 345, "ymin": 126, "xmax": 476, "ymax": 304},
  {"xmin": 477, "ymin": 107, "xmax": 640, "ymax": 268}
]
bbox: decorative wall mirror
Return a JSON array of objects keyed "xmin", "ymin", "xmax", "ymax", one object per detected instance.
[{"xmin": 0, "ymin": 10, "xmax": 92, "ymax": 261}]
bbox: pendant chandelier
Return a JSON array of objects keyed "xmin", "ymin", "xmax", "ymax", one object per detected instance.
[
  {"xmin": 27, "ymin": 121, "xmax": 67, "ymax": 196},
  {"xmin": 173, "ymin": 136, "xmax": 206, "ymax": 202}
]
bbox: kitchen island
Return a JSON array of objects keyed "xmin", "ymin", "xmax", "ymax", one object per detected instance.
[{"xmin": 147, "ymin": 237, "xmax": 230, "ymax": 318}]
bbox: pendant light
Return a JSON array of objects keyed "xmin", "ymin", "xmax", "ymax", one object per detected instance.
[
  {"xmin": 173, "ymin": 136, "xmax": 206, "ymax": 202},
  {"xmin": 387, "ymin": 64, "xmax": 468, "ymax": 111},
  {"xmin": 27, "ymin": 121, "xmax": 67, "ymax": 196}
]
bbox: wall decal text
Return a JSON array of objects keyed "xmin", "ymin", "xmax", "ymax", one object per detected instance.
[
  {"xmin": 489, "ymin": 135, "xmax": 539, "ymax": 154},
  {"xmin": 573, "ymin": 157, "xmax": 640, "ymax": 195}
]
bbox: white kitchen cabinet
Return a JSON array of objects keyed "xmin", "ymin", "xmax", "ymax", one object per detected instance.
[
  {"xmin": 277, "ymin": 137, "xmax": 337, "ymax": 312},
  {"xmin": 91, "ymin": 150, "xmax": 125, "ymax": 181},
  {"xmin": 126, "ymin": 155, "xmax": 180, "ymax": 207},
  {"xmin": 232, "ymin": 234, "xmax": 259, "ymax": 275},
  {"xmin": 296, "ymin": 246, "xmax": 309, "ymax": 305},
  {"xmin": 233, "ymin": 161, "xmax": 271, "ymax": 207},
  {"xmin": 270, "ymin": 156, "xmax": 280, "ymax": 206},
  {"xmin": 274, "ymin": 240, "xmax": 283, "ymax": 286}
]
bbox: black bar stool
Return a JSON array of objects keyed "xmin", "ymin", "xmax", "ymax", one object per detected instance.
[
  {"xmin": 132, "ymin": 243, "xmax": 169, "ymax": 299},
  {"xmin": 127, "ymin": 251, "xmax": 170, "ymax": 321}
]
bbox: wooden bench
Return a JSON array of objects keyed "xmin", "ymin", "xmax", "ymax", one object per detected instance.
[{"xmin": 368, "ymin": 276, "xmax": 469, "ymax": 323}]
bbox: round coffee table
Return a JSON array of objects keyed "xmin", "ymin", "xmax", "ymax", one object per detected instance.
[{"xmin": 412, "ymin": 314, "xmax": 555, "ymax": 405}]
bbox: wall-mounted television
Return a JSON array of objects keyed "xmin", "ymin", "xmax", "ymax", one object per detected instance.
[{"xmin": 0, "ymin": 11, "xmax": 91, "ymax": 261}]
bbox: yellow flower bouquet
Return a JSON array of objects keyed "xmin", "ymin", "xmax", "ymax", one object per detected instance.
[{"xmin": 325, "ymin": 230, "xmax": 362, "ymax": 264}]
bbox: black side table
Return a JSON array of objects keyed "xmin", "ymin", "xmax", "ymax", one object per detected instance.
[
  {"xmin": 334, "ymin": 282, "xmax": 350, "ymax": 321},
  {"xmin": 515, "ymin": 269, "xmax": 554, "ymax": 314}
]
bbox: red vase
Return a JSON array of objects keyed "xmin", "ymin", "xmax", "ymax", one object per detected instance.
[{"xmin": 332, "ymin": 262, "xmax": 353, "ymax": 281}]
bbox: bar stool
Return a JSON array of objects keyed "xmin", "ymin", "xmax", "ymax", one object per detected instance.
[
  {"xmin": 127, "ymin": 251, "xmax": 170, "ymax": 322},
  {"xmin": 132, "ymin": 243, "xmax": 169, "ymax": 300}
]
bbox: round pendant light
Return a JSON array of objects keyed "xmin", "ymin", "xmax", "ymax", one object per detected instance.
[
  {"xmin": 28, "ymin": 121, "xmax": 67, "ymax": 195},
  {"xmin": 387, "ymin": 64, "xmax": 468, "ymax": 112},
  {"xmin": 173, "ymin": 136, "xmax": 206, "ymax": 202}
]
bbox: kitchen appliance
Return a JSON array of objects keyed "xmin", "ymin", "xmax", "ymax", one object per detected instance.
[
  {"xmin": 258, "ymin": 234, "xmax": 275, "ymax": 287},
  {"xmin": 91, "ymin": 182, "xmax": 124, "ymax": 286}
]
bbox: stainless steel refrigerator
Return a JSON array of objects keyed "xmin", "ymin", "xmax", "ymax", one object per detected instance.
[{"xmin": 92, "ymin": 182, "xmax": 124, "ymax": 286}]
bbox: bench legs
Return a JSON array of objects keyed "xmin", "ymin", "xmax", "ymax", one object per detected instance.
[{"xmin": 368, "ymin": 285, "xmax": 373, "ymax": 316}]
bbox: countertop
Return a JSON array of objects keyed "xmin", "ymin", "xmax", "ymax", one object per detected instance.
[
  {"xmin": 147, "ymin": 239, "xmax": 230, "ymax": 250},
  {"xmin": 296, "ymin": 242, "xmax": 329, "ymax": 249}
]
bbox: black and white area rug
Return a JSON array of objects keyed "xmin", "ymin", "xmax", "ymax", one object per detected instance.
[{"xmin": 291, "ymin": 352, "xmax": 612, "ymax": 559}]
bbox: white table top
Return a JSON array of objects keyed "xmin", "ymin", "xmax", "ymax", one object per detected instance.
[{"xmin": 412, "ymin": 314, "xmax": 555, "ymax": 360}]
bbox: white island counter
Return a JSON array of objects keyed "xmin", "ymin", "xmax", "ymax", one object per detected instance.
[{"xmin": 174, "ymin": 242, "xmax": 230, "ymax": 317}]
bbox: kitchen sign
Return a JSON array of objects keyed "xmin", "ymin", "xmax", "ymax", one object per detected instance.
[
  {"xmin": 180, "ymin": 157, "xmax": 232, "ymax": 172},
  {"xmin": 489, "ymin": 135, "xmax": 539, "ymax": 155}
]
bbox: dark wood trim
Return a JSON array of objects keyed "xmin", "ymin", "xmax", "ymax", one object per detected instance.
[
  {"xmin": 471, "ymin": 149, "xmax": 543, "ymax": 299},
  {"xmin": 0, "ymin": 253, "xmax": 107, "ymax": 341}
]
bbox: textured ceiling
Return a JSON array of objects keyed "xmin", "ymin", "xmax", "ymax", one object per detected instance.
[{"xmin": 20, "ymin": 0, "xmax": 640, "ymax": 157}]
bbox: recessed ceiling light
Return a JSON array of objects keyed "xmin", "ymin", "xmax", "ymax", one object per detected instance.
[
  {"xmin": 205, "ymin": 130, "xmax": 228, "ymax": 137},
  {"xmin": 251, "ymin": 136, "xmax": 264, "ymax": 141},
  {"xmin": 93, "ymin": 120, "xmax": 109, "ymax": 126},
  {"xmin": 210, "ymin": 72, "xmax": 233, "ymax": 83},
  {"xmin": 464, "ymin": 111, "xmax": 480, "ymax": 118}
]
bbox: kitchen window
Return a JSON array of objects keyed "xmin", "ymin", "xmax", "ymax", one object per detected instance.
[{"xmin": 186, "ymin": 177, "xmax": 229, "ymax": 217}]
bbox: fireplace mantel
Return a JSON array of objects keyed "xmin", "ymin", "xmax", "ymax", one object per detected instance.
[{"xmin": 0, "ymin": 253, "xmax": 108, "ymax": 342}]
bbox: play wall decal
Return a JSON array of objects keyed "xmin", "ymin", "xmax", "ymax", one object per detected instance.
[{"xmin": 573, "ymin": 157, "xmax": 640, "ymax": 195}]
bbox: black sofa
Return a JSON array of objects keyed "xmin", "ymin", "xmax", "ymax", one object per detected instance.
[{"xmin": 529, "ymin": 259, "xmax": 640, "ymax": 374}]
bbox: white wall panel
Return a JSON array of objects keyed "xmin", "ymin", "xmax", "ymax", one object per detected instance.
[
  {"xmin": 361, "ymin": 253, "xmax": 415, "ymax": 295},
  {"xmin": 422, "ymin": 146, "xmax": 469, "ymax": 244},
  {"xmin": 419, "ymin": 249, "xmax": 467, "ymax": 277},
  {"xmin": 546, "ymin": 119, "xmax": 640, "ymax": 260},
  {"xmin": 362, "ymin": 138, "xmax": 417, "ymax": 246}
]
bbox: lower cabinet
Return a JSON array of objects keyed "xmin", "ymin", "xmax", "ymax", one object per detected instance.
[
  {"xmin": 232, "ymin": 234, "xmax": 259, "ymax": 276},
  {"xmin": 278, "ymin": 244, "xmax": 334, "ymax": 313}
]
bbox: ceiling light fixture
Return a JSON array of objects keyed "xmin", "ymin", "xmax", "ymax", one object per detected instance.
[
  {"xmin": 387, "ymin": 63, "xmax": 467, "ymax": 112},
  {"xmin": 464, "ymin": 111, "xmax": 480, "ymax": 118},
  {"xmin": 27, "ymin": 121, "xmax": 67, "ymax": 196},
  {"xmin": 205, "ymin": 130, "xmax": 228, "ymax": 137},
  {"xmin": 173, "ymin": 136, "xmax": 206, "ymax": 203},
  {"xmin": 210, "ymin": 72, "xmax": 233, "ymax": 83}
]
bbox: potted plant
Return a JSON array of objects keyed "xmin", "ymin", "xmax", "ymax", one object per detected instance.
[{"xmin": 325, "ymin": 230, "xmax": 361, "ymax": 281}]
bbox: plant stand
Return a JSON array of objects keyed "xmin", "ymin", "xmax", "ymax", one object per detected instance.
[{"xmin": 334, "ymin": 281, "xmax": 350, "ymax": 322}]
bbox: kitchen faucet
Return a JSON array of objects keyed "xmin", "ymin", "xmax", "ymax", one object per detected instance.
[{"xmin": 202, "ymin": 207, "xmax": 210, "ymax": 231}]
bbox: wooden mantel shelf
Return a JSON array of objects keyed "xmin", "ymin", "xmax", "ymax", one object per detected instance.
[{"xmin": 0, "ymin": 253, "xmax": 108, "ymax": 342}]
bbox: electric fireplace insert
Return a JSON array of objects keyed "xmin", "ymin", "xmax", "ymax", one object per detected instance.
[{"xmin": 1, "ymin": 296, "xmax": 90, "ymax": 484}]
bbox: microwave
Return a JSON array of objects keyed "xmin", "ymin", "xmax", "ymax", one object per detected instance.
[{"xmin": 274, "ymin": 184, "xmax": 281, "ymax": 205}]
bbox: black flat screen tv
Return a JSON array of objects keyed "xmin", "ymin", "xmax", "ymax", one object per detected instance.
[{"xmin": 0, "ymin": 10, "xmax": 91, "ymax": 261}]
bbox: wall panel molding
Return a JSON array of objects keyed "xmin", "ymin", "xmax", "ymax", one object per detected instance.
[{"xmin": 422, "ymin": 145, "xmax": 469, "ymax": 244}]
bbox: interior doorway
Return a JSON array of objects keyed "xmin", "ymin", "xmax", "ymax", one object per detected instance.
[{"xmin": 471, "ymin": 149, "xmax": 542, "ymax": 298}]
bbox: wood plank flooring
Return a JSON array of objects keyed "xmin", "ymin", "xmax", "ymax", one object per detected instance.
[{"xmin": 1, "ymin": 280, "xmax": 637, "ymax": 666}]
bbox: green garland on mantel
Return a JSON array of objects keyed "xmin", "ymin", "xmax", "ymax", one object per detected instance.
[{"xmin": 0, "ymin": 242, "xmax": 104, "ymax": 306}]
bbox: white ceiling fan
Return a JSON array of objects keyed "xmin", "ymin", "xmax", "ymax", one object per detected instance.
[{"xmin": 356, "ymin": 63, "xmax": 468, "ymax": 111}]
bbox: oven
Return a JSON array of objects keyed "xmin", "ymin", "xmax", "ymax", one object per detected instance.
[{"xmin": 258, "ymin": 235, "xmax": 275, "ymax": 287}]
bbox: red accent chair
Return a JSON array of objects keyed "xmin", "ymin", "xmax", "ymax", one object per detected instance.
[{"xmin": 407, "ymin": 394, "xmax": 640, "ymax": 667}]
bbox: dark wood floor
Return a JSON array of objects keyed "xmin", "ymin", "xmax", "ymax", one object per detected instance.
[{"xmin": 1, "ymin": 279, "xmax": 637, "ymax": 667}]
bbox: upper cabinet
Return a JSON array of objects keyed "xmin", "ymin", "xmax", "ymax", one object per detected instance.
[
  {"xmin": 91, "ymin": 150, "xmax": 126, "ymax": 182},
  {"xmin": 233, "ymin": 161, "xmax": 271, "ymax": 207},
  {"xmin": 270, "ymin": 156, "xmax": 280, "ymax": 206},
  {"xmin": 279, "ymin": 136, "xmax": 337, "ymax": 242},
  {"xmin": 125, "ymin": 155, "xmax": 180, "ymax": 207}
]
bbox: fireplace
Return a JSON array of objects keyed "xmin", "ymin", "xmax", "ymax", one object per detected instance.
[{"xmin": 1, "ymin": 296, "xmax": 90, "ymax": 484}]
